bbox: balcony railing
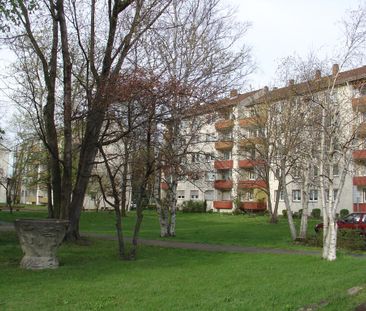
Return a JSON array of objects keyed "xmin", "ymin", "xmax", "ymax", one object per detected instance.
[
  {"xmin": 353, "ymin": 150, "xmax": 366, "ymax": 162},
  {"xmin": 357, "ymin": 123, "xmax": 366, "ymax": 138},
  {"xmin": 352, "ymin": 96, "xmax": 366, "ymax": 112},
  {"xmin": 160, "ymin": 182, "xmax": 169, "ymax": 190},
  {"xmin": 239, "ymin": 138, "xmax": 264, "ymax": 149},
  {"xmin": 214, "ymin": 180, "xmax": 233, "ymax": 190},
  {"xmin": 353, "ymin": 203, "xmax": 366, "ymax": 212},
  {"xmin": 353, "ymin": 176, "xmax": 366, "ymax": 186},
  {"xmin": 239, "ymin": 116, "xmax": 265, "ymax": 128},
  {"xmin": 238, "ymin": 180, "xmax": 267, "ymax": 189},
  {"xmin": 215, "ymin": 119, "xmax": 234, "ymax": 131},
  {"xmin": 215, "ymin": 141, "xmax": 234, "ymax": 151},
  {"xmin": 214, "ymin": 160, "xmax": 233, "ymax": 170},
  {"xmin": 213, "ymin": 201, "xmax": 233, "ymax": 209},
  {"xmin": 239, "ymin": 201, "xmax": 267, "ymax": 211},
  {"xmin": 238, "ymin": 159, "xmax": 265, "ymax": 168}
]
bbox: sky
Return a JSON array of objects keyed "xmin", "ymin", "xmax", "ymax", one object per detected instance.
[
  {"xmin": 0, "ymin": 0, "xmax": 363, "ymax": 134},
  {"xmin": 227, "ymin": 0, "xmax": 362, "ymax": 89}
]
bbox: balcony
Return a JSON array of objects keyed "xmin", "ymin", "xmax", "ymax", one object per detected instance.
[
  {"xmin": 239, "ymin": 201, "xmax": 267, "ymax": 211},
  {"xmin": 160, "ymin": 182, "xmax": 169, "ymax": 190},
  {"xmin": 214, "ymin": 160, "xmax": 233, "ymax": 170},
  {"xmin": 357, "ymin": 123, "xmax": 366, "ymax": 138},
  {"xmin": 353, "ymin": 150, "xmax": 366, "ymax": 162},
  {"xmin": 215, "ymin": 141, "xmax": 234, "ymax": 151},
  {"xmin": 239, "ymin": 116, "xmax": 265, "ymax": 128},
  {"xmin": 239, "ymin": 138, "xmax": 264, "ymax": 149},
  {"xmin": 214, "ymin": 180, "xmax": 233, "ymax": 190},
  {"xmin": 353, "ymin": 203, "xmax": 366, "ymax": 212},
  {"xmin": 238, "ymin": 180, "xmax": 267, "ymax": 189},
  {"xmin": 215, "ymin": 119, "xmax": 234, "ymax": 131},
  {"xmin": 352, "ymin": 96, "xmax": 366, "ymax": 112},
  {"xmin": 353, "ymin": 176, "xmax": 366, "ymax": 186},
  {"xmin": 238, "ymin": 159, "xmax": 265, "ymax": 168},
  {"xmin": 213, "ymin": 201, "xmax": 233, "ymax": 209}
]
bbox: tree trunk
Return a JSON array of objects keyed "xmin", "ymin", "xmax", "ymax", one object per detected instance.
[
  {"xmin": 299, "ymin": 170, "xmax": 310, "ymax": 239},
  {"xmin": 281, "ymin": 167, "xmax": 297, "ymax": 240},
  {"xmin": 57, "ymin": 0, "xmax": 73, "ymax": 220},
  {"xmin": 47, "ymin": 181, "xmax": 54, "ymax": 218},
  {"xmin": 156, "ymin": 198, "xmax": 169, "ymax": 237},
  {"xmin": 322, "ymin": 216, "xmax": 337, "ymax": 261},
  {"xmin": 120, "ymin": 141, "xmax": 129, "ymax": 217}
]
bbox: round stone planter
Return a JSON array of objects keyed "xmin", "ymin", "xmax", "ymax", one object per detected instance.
[{"xmin": 15, "ymin": 219, "xmax": 69, "ymax": 270}]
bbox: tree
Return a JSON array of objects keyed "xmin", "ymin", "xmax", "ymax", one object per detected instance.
[
  {"xmin": 1, "ymin": 0, "xmax": 173, "ymax": 241},
  {"xmin": 134, "ymin": 0, "xmax": 254, "ymax": 237}
]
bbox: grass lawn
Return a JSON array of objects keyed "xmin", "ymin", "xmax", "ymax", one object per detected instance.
[
  {"xmin": 1, "ymin": 231, "xmax": 366, "ymax": 311},
  {"xmin": 0, "ymin": 209, "xmax": 321, "ymax": 249}
]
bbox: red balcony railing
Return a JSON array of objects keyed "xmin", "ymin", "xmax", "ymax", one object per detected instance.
[
  {"xmin": 215, "ymin": 141, "xmax": 234, "ymax": 151},
  {"xmin": 213, "ymin": 201, "xmax": 233, "ymax": 209},
  {"xmin": 238, "ymin": 159, "xmax": 265, "ymax": 168},
  {"xmin": 353, "ymin": 203, "xmax": 366, "ymax": 212},
  {"xmin": 238, "ymin": 180, "xmax": 267, "ymax": 189},
  {"xmin": 239, "ymin": 201, "xmax": 267, "ymax": 211},
  {"xmin": 353, "ymin": 150, "xmax": 366, "ymax": 162},
  {"xmin": 214, "ymin": 160, "xmax": 233, "ymax": 170},
  {"xmin": 215, "ymin": 119, "xmax": 234, "ymax": 131},
  {"xmin": 214, "ymin": 180, "xmax": 233, "ymax": 190},
  {"xmin": 352, "ymin": 96, "xmax": 366, "ymax": 112},
  {"xmin": 353, "ymin": 176, "xmax": 366, "ymax": 186}
]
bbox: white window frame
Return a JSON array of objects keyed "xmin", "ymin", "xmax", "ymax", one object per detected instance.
[
  {"xmin": 309, "ymin": 189, "xmax": 318, "ymax": 202},
  {"xmin": 292, "ymin": 190, "xmax": 301, "ymax": 202}
]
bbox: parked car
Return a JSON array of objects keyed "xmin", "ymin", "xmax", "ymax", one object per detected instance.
[{"xmin": 314, "ymin": 213, "xmax": 366, "ymax": 233}]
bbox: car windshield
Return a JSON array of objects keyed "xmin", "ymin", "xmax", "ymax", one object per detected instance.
[{"xmin": 342, "ymin": 213, "xmax": 361, "ymax": 223}]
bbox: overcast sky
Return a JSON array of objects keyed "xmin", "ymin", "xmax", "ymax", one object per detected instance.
[
  {"xmin": 227, "ymin": 0, "xmax": 362, "ymax": 89},
  {"xmin": 0, "ymin": 0, "xmax": 364, "ymax": 134}
]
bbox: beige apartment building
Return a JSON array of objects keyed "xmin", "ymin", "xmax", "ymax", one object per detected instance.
[{"xmin": 172, "ymin": 64, "xmax": 366, "ymax": 215}]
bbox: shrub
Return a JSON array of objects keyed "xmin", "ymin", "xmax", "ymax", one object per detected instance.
[
  {"xmin": 338, "ymin": 230, "xmax": 366, "ymax": 250},
  {"xmin": 340, "ymin": 209, "xmax": 350, "ymax": 218},
  {"xmin": 282, "ymin": 210, "xmax": 287, "ymax": 218},
  {"xmin": 311, "ymin": 208, "xmax": 321, "ymax": 219},
  {"xmin": 181, "ymin": 200, "xmax": 206, "ymax": 213}
]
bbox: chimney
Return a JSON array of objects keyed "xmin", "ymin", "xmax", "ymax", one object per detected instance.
[
  {"xmin": 332, "ymin": 64, "xmax": 339, "ymax": 76},
  {"xmin": 315, "ymin": 70, "xmax": 321, "ymax": 79},
  {"xmin": 263, "ymin": 86, "xmax": 269, "ymax": 93},
  {"xmin": 230, "ymin": 89, "xmax": 238, "ymax": 98},
  {"xmin": 272, "ymin": 87, "xmax": 278, "ymax": 90},
  {"xmin": 288, "ymin": 79, "xmax": 295, "ymax": 86}
]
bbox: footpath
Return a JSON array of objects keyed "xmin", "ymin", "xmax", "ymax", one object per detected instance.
[{"xmin": 3, "ymin": 220, "xmax": 365, "ymax": 257}]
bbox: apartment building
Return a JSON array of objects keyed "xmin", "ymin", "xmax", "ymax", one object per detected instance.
[{"xmin": 173, "ymin": 64, "xmax": 366, "ymax": 215}]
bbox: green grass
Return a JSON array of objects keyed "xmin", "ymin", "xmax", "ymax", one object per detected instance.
[
  {"xmin": 1, "ymin": 231, "xmax": 366, "ymax": 311},
  {"xmin": 0, "ymin": 209, "xmax": 321, "ymax": 249}
]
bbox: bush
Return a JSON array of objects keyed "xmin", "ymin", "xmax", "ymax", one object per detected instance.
[
  {"xmin": 340, "ymin": 209, "xmax": 349, "ymax": 218},
  {"xmin": 181, "ymin": 200, "xmax": 206, "ymax": 213},
  {"xmin": 311, "ymin": 208, "xmax": 321, "ymax": 219},
  {"xmin": 282, "ymin": 210, "xmax": 287, "ymax": 218}
]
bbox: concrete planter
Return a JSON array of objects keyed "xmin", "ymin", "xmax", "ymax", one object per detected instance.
[{"xmin": 15, "ymin": 219, "xmax": 69, "ymax": 270}]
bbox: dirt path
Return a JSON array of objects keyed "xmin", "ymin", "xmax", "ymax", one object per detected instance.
[{"xmin": 2, "ymin": 222, "xmax": 365, "ymax": 257}]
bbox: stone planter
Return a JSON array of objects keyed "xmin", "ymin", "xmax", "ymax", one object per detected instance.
[{"xmin": 15, "ymin": 219, "xmax": 69, "ymax": 270}]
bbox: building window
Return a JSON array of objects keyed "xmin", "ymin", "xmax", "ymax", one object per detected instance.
[
  {"xmin": 204, "ymin": 190, "xmax": 214, "ymax": 201},
  {"xmin": 177, "ymin": 190, "xmax": 185, "ymax": 199},
  {"xmin": 292, "ymin": 190, "xmax": 301, "ymax": 202},
  {"xmin": 309, "ymin": 189, "xmax": 318, "ymax": 202},
  {"xmin": 249, "ymin": 170, "xmax": 256, "ymax": 180},
  {"xmin": 205, "ymin": 172, "xmax": 216, "ymax": 181},
  {"xmin": 274, "ymin": 190, "xmax": 284, "ymax": 201},
  {"xmin": 313, "ymin": 166, "xmax": 319, "ymax": 177},
  {"xmin": 363, "ymin": 189, "xmax": 366, "ymax": 202},
  {"xmin": 223, "ymin": 152, "xmax": 231, "ymax": 160},
  {"xmin": 245, "ymin": 190, "xmax": 254, "ymax": 201},
  {"xmin": 333, "ymin": 164, "xmax": 339, "ymax": 176},
  {"xmin": 190, "ymin": 190, "xmax": 199, "ymax": 200},
  {"xmin": 205, "ymin": 153, "xmax": 214, "ymax": 162}
]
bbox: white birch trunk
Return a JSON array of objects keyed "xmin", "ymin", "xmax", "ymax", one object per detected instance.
[{"xmin": 281, "ymin": 164, "xmax": 297, "ymax": 240}]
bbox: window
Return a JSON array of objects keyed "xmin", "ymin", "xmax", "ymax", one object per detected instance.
[
  {"xmin": 363, "ymin": 188, "xmax": 366, "ymax": 202},
  {"xmin": 190, "ymin": 190, "xmax": 199, "ymax": 200},
  {"xmin": 245, "ymin": 190, "xmax": 254, "ymax": 201},
  {"xmin": 177, "ymin": 190, "xmax": 185, "ymax": 199},
  {"xmin": 309, "ymin": 189, "xmax": 318, "ymax": 202},
  {"xmin": 205, "ymin": 153, "xmax": 214, "ymax": 162},
  {"xmin": 222, "ymin": 170, "xmax": 232, "ymax": 180},
  {"xmin": 205, "ymin": 172, "xmax": 216, "ymax": 181},
  {"xmin": 325, "ymin": 189, "xmax": 339, "ymax": 201},
  {"xmin": 333, "ymin": 164, "xmax": 339, "ymax": 176},
  {"xmin": 223, "ymin": 152, "xmax": 231, "ymax": 160},
  {"xmin": 333, "ymin": 189, "xmax": 338, "ymax": 200},
  {"xmin": 275, "ymin": 190, "xmax": 284, "ymax": 201},
  {"xmin": 293, "ymin": 167, "xmax": 301, "ymax": 178},
  {"xmin": 191, "ymin": 153, "xmax": 197, "ymax": 163},
  {"xmin": 204, "ymin": 190, "xmax": 214, "ymax": 201},
  {"xmin": 313, "ymin": 166, "xmax": 319, "ymax": 177},
  {"xmin": 292, "ymin": 190, "xmax": 301, "ymax": 202},
  {"xmin": 249, "ymin": 170, "xmax": 256, "ymax": 180}
]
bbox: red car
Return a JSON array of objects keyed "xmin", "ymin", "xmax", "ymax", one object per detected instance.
[{"xmin": 315, "ymin": 213, "xmax": 366, "ymax": 233}]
